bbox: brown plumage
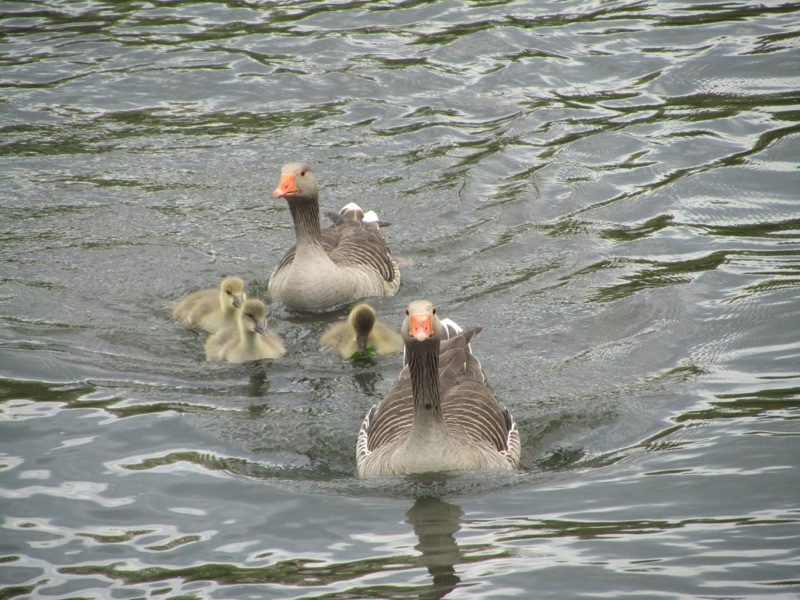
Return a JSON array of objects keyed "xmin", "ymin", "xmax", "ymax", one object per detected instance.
[
  {"xmin": 268, "ymin": 162, "xmax": 401, "ymax": 311},
  {"xmin": 357, "ymin": 300, "xmax": 520, "ymax": 478}
]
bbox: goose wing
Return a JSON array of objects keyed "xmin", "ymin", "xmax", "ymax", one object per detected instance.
[
  {"xmin": 274, "ymin": 207, "xmax": 396, "ymax": 284},
  {"xmin": 358, "ymin": 366, "xmax": 414, "ymax": 455},
  {"xmin": 437, "ymin": 328, "xmax": 517, "ymax": 456},
  {"xmin": 331, "ymin": 225, "xmax": 396, "ymax": 283},
  {"xmin": 441, "ymin": 379, "xmax": 513, "ymax": 453},
  {"xmin": 271, "ymin": 225, "xmax": 340, "ymax": 275}
]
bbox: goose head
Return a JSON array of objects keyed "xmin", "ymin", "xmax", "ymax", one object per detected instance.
[
  {"xmin": 240, "ymin": 299, "xmax": 270, "ymax": 336},
  {"xmin": 220, "ymin": 276, "xmax": 246, "ymax": 310},
  {"xmin": 349, "ymin": 303, "xmax": 377, "ymax": 352},
  {"xmin": 402, "ymin": 300, "xmax": 444, "ymax": 346},
  {"xmin": 272, "ymin": 162, "xmax": 318, "ymax": 203}
]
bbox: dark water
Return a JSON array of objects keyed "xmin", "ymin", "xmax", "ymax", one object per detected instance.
[{"xmin": 2, "ymin": 0, "xmax": 799, "ymax": 598}]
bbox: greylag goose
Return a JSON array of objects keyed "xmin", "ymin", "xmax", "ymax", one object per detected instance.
[
  {"xmin": 172, "ymin": 276, "xmax": 246, "ymax": 333},
  {"xmin": 205, "ymin": 299, "xmax": 286, "ymax": 363},
  {"xmin": 357, "ymin": 300, "xmax": 521, "ymax": 478},
  {"xmin": 268, "ymin": 162, "xmax": 401, "ymax": 311},
  {"xmin": 320, "ymin": 302, "xmax": 403, "ymax": 359}
]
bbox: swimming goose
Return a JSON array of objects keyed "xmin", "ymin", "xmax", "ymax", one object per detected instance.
[
  {"xmin": 205, "ymin": 299, "xmax": 286, "ymax": 363},
  {"xmin": 356, "ymin": 300, "xmax": 521, "ymax": 478},
  {"xmin": 268, "ymin": 162, "xmax": 401, "ymax": 311},
  {"xmin": 320, "ymin": 302, "xmax": 404, "ymax": 359},
  {"xmin": 172, "ymin": 276, "xmax": 246, "ymax": 333}
]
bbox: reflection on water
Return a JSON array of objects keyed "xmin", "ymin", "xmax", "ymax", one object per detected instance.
[
  {"xmin": 407, "ymin": 497, "xmax": 463, "ymax": 600},
  {"xmin": 245, "ymin": 366, "xmax": 270, "ymax": 397},
  {"xmin": 46, "ymin": 495, "xmax": 466, "ymax": 599}
]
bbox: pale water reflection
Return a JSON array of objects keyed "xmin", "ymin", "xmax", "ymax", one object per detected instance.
[{"xmin": 407, "ymin": 497, "xmax": 463, "ymax": 600}]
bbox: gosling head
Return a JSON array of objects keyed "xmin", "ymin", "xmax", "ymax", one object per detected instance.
[
  {"xmin": 220, "ymin": 276, "xmax": 246, "ymax": 310},
  {"xmin": 239, "ymin": 299, "xmax": 269, "ymax": 336},
  {"xmin": 349, "ymin": 303, "xmax": 377, "ymax": 352}
]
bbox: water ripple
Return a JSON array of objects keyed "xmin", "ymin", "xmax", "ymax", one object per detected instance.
[{"xmin": 3, "ymin": 1, "xmax": 800, "ymax": 598}]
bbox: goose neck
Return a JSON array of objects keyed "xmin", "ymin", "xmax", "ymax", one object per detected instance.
[
  {"xmin": 288, "ymin": 198, "xmax": 324, "ymax": 247},
  {"xmin": 408, "ymin": 340, "xmax": 444, "ymax": 419}
]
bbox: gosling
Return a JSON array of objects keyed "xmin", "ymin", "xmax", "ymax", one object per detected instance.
[
  {"xmin": 173, "ymin": 276, "xmax": 246, "ymax": 333},
  {"xmin": 205, "ymin": 299, "xmax": 286, "ymax": 363},
  {"xmin": 320, "ymin": 302, "xmax": 403, "ymax": 359}
]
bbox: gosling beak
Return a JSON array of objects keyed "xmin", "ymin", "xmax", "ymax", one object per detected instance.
[
  {"xmin": 232, "ymin": 294, "xmax": 245, "ymax": 309},
  {"xmin": 356, "ymin": 334, "xmax": 369, "ymax": 353},
  {"xmin": 254, "ymin": 320, "xmax": 269, "ymax": 337}
]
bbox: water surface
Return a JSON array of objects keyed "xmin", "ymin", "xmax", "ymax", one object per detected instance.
[{"xmin": 2, "ymin": 1, "xmax": 799, "ymax": 598}]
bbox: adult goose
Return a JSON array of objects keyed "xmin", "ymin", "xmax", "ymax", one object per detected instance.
[
  {"xmin": 320, "ymin": 302, "xmax": 403, "ymax": 359},
  {"xmin": 172, "ymin": 276, "xmax": 246, "ymax": 333},
  {"xmin": 357, "ymin": 300, "xmax": 520, "ymax": 478},
  {"xmin": 205, "ymin": 299, "xmax": 286, "ymax": 363},
  {"xmin": 268, "ymin": 162, "xmax": 400, "ymax": 311}
]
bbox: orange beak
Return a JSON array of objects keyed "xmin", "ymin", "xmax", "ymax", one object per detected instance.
[
  {"xmin": 273, "ymin": 173, "xmax": 298, "ymax": 198},
  {"xmin": 409, "ymin": 313, "xmax": 433, "ymax": 342}
]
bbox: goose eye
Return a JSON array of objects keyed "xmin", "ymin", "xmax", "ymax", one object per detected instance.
[
  {"xmin": 405, "ymin": 309, "xmax": 409, "ymax": 316},
  {"xmin": 432, "ymin": 308, "xmax": 436, "ymax": 315},
  {"xmin": 300, "ymin": 170, "xmax": 306, "ymax": 176}
]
